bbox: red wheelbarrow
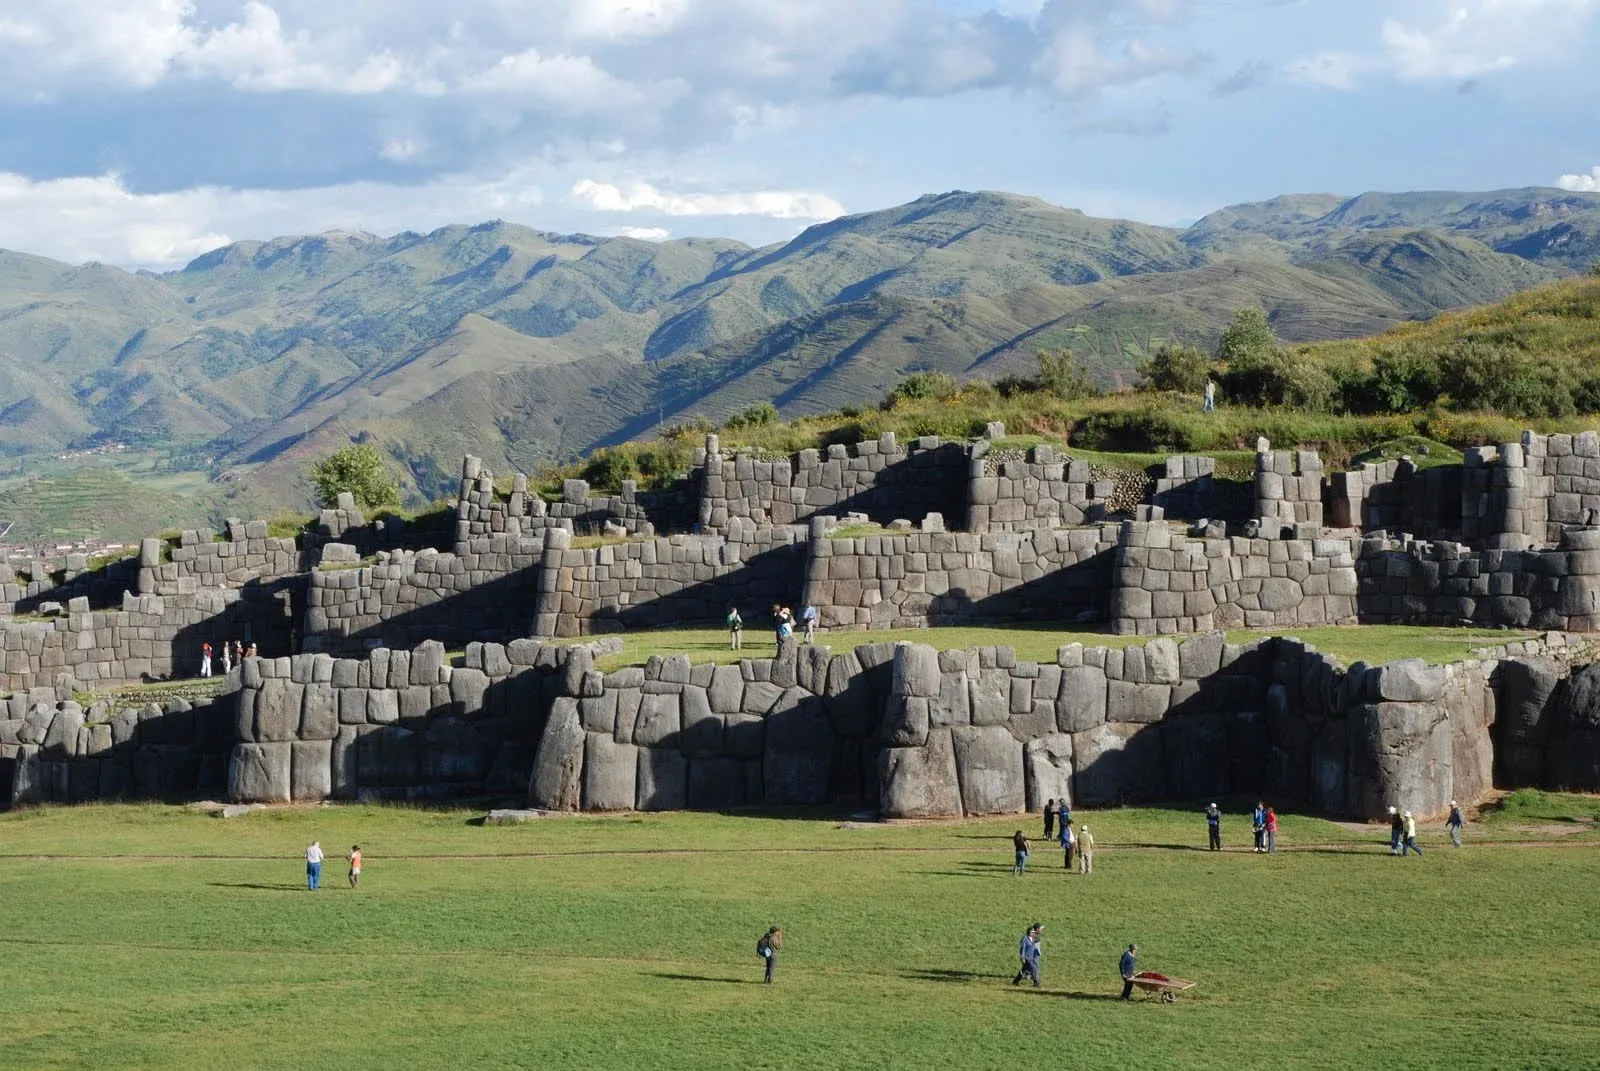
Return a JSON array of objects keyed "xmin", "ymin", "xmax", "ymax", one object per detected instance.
[{"xmin": 1129, "ymin": 971, "xmax": 1197, "ymax": 1003}]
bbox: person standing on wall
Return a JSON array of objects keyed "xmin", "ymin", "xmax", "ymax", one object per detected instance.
[
  {"xmin": 757, "ymin": 926, "xmax": 782, "ymax": 984},
  {"xmin": 1043, "ymin": 798, "xmax": 1056, "ymax": 843},
  {"xmin": 1078, "ymin": 825, "xmax": 1094, "ymax": 875},
  {"xmin": 1389, "ymin": 806, "xmax": 1404, "ymax": 855},
  {"xmin": 1447, "ymin": 801, "xmax": 1464, "ymax": 848},
  {"xmin": 1119, "ymin": 943, "xmax": 1139, "ymax": 1000},
  {"xmin": 1206, "ymin": 802, "xmax": 1222, "ymax": 851},
  {"xmin": 305, "ymin": 840, "xmax": 324, "ymax": 891},
  {"xmin": 200, "ymin": 641, "xmax": 213, "ymax": 678},
  {"xmin": 1265, "ymin": 806, "xmax": 1279, "ymax": 854},
  {"xmin": 727, "ymin": 606, "xmax": 743, "ymax": 650},
  {"xmin": 801, "ymin": 602, "xmax": 819, "ymax": 644},
  {"xmin": 1012, "ymin": 923, "xmax": 1043, "ymax": 988},
  {"xmin": 1402, "ymin": 811, "xmax": 1423, "ymax": 857}
]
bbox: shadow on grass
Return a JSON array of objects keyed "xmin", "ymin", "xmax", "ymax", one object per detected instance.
[
  {"xmin": 648, "ymin": 972, "xmax": 762, "ymax": 985},
  {"xmin": 904, "ymin": 969, "xmax": 1125, "ymax": 1003},
  {"xmin": 207, "ymin": 882, "xmax": 309, "ymax": 892},
  {"xmin": 1014, "ymin": 989, "xmax": 1125, "ymax": 1002}
]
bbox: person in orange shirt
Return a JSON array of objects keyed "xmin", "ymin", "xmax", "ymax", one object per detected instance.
[{"xmin": 347, "ymin": 845, "xmax": 362, "ymax": 888}]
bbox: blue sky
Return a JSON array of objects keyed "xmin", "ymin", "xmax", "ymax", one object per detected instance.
[{"xmin": 0, "ymin": 0, "xmax": 1596, "ymax": 267}]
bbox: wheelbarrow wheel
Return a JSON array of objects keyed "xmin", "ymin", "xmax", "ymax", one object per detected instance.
[{"xmin": 1162, "ymin": 990, "xmax": 1175, "ymax": 1004}]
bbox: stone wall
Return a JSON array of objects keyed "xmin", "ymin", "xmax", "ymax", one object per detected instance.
[
  {"xmin": 1, "ymin": 588, "xmax": 296, "ymax": 693},
  {"xmin": 1327, "ymin": 458, "xmax": 1465, "ymax": 539},
  {"xmin": 968, "ymin": 443, "xmax": 1106, "ymax": 532},
  {"xmin": 802, "ymin": 521, "xmax": 1117, "ymax": 630},
  {"xmin": 2, "ymin": 553, "xmax": 141, "ymax": 614},
  {"xmin": 697, "ymin": 433, "xmax": 968, "ymax": 534},
  {"xmin": 1151, "ymin": 455, "xmax": 1249, "ymax": 523},
  {"xmin": 1254, "ymin": 445, "xmax": 1323, "ymax": 530},
  {"xmin": 136, "ymin": 522, "xmax": 301, "ymax": 597},
  {"xmin": 533, "ymin": 525, "xmax": 806, "ymax": 638},
  {"xmin": 877, "ymin": 635, "xmax": 1502, "ymax": 821},
  {"xmin": 2, "ymin": 689, "xmax": 233, "ymax": 807}
]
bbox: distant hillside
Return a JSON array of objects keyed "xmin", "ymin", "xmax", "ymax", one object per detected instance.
[{"xmin": 0, "ymin": 185, "xmax": 1596, "ymax": 532}]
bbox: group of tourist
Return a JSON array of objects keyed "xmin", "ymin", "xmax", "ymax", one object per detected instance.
[
  {"xmin": 726, "ymin": 604, "xmax": 819, "ymax": 650},
  {"xmin": 303, "ymin": 841, "xmax": 361, "ymax": 890},
  {"xmin": 1016, "ymin": 799, "xmax": 1095, "ymax": 875},
  {"xmin": 198, "ymin": 638, "xmax": 255, "ymax": 678}
]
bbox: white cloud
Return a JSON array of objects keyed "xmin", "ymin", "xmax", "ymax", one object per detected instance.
[
  {"xmin": 571, "ymin": 179, "xmax": 843, "ymax": 219},
  {"xmin": 1288, "ymin": 0, "xmax": 1600, "ymax": 89},
  {"xmin": 1558, "ymin": 166, "xmax": 1600, "ymax": 192},
  {"xmin": 567, "ymin": 0, "xmax": 690, "ymax": 40},
  {"xmin": 461, "ymin": 47, "xmax": 648, "ymax": 111},
  {"xmin": 379, "ymin": 137, "xmax": 425, "ymax": 162},
  {"xmin": 613, "ymin": 225, "xmax": 671, "ymax": 241},
  {"xmin": 0, "ymin": 168, "xmax": 547, "ymax": 268}
]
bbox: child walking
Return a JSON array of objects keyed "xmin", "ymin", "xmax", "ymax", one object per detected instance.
[{"xmin": 348, "ymin": 845, "xmax": 362, "ymax": 888}]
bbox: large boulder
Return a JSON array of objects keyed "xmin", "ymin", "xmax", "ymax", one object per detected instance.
[
  {"xmin": 636, "ymin": 747, "xmax": 688, "ymax": 810},
  {"xmin": 1024, "ymin": 734, "xmax": 1073, "ymax": 812},
  {"xmin": 1071, "ymin": 722, "xmax": 1162, "ymax": 806},
  {"xmin": 1160, "ymin": 714, "xmax": 1229, "ymax": 801},
  {"xmin": 892, "ymin": 643, "xmax": 941, "ymax": 699},
  {"xmin": 1494, "ymin": 657, "xmax": 1561, "ymax": 786},
  {"xmin": 951, "ymin": 725, "xmax": 1025, "ymax": 815},
  {"xmin": 1549, "ymin": 661, "xmax": 1600, "ymax": 790},
  {"xmin": 1056, "ymin": 666, "xmax": 1107, "ymax": 732},
  {"xmin": 1375, "ymin": 659, "xmax": 1444, "ymax": 703},
  {"xmin": 254, "ymin": 679, "xmax": 303, "ymax": 742},
  {"xmin": 688, "ymin": 757, "xmax": 751, "ymax": 810},
  {"xmin": 422, "ymin": 718, "xmax": 492, "ymax": 783},
  {"xmin": 1352, "ymin": 699, "xmax": 1453, "ymax": 818},
  {"xmin": 582, "ymin": 733, "xmax": 638, "ymax": 810},
  {"xmin": 764, "ymin": 690, "xmax": 835, "ymax": 805},
  {"xmin": 299, "ymin": 684, "xmax": 338, "ymax": 742},
  {"xmin": 290, "ymin": 739, "xmax": 333, "ymax": 801},
  {"xmin": 878, "ymin": 696, "xmax": 930, "ymax": 748},
  {"xmin": 823, "ymin": 651, "xmax": 876, "ymax": 737},
  {"xmin": 357, "ymin": 725, "xmax": 420, "ymax": 788},
  {"xmin": 632, "ymin": 692, "xmax": 681, "ymax": 748},
  {"xmin": 229, "ymin": 742, "xmax": 290, "ymax": 803},
  {"xmin": 878, "ymin": 728, "xmax": 961, "ymax": 818},
  {"xmin": 529, "ymin": 697, "xmax": 584, "ymax": 810}
]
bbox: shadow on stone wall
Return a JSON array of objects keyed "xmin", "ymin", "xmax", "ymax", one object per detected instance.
[{"xmin": 305, "ymin": 566, "xmax": 544, "ymax": 655}]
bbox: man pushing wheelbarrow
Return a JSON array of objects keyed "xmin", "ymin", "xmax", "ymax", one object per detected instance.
[{"xmin": 1119, "ymin": 943, "xmax": 1197, "ymax": 1004}]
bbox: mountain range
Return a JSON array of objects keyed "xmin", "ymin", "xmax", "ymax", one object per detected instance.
[{"xmin": 1, "ymin": 185, "xmax": 1598, "ymax": 524}]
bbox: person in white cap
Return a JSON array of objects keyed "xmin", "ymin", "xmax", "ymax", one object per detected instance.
[
  {"xmin": 1446, "ymin": 801, "xmax": 1464, "ymax": 848},
  {"xmin": 1206, "ymin": 803, "xmax": 1221, "ymax": 851},
  {"xmin": 1401, "ymin": 812, "xmax": 1423, "ymax": 857},
  {"xmin": 1078, "ymin": 825, "xmax": 1094, "ymax": 874},
  {"xmin": 1388, "ymin": 806, "xmax": 1403, "ymax": 855}
]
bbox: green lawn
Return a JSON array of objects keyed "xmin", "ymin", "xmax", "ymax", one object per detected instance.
[
  {"xmin": 0, "ymin": 803, "xmax": 1596, "ymax": 1070},
  {"xmin": 590, "ymin": 623, "xmax": 1531, "ymax": 672}
]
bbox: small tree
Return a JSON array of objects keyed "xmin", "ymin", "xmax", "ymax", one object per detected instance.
[
  {"xmin": 311, "ymin": 443, "xmax": 401, "ymax": 510},
  {"xmin": 1138, "ymin": 344, "xmax": 1211, "ymax": 394},
  {"xmin": 1590, "ymin": 259, "xmax": 1600, "ymax": 278},
  {"xmin": 1216, "ymin": 307, "xmax": 1278, "ymax": 367},
  {"xmin": 1035, "ymin": 348, "xmax": 1098, "ymax": 400},
  {"xmin": 886, "ymin": 371, "xmax": 960, "ymax": 406}
]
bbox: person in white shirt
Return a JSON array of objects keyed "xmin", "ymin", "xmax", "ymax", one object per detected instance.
[
  {"xmin": 1078, "ymin": 825, "xmax": 1095, "ymax": 874},
  {"xmin": 305, "ymin": 840, "xmax": 325, "ymax": 891}
]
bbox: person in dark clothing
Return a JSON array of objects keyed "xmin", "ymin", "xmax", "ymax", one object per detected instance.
[
  {"xmin": 1012, "ymin": 924, "xmax": 1043, "ymax": 987},
  {"xmin": 1389, "ymin": 806, "xmax": 1404, "ymax": 855},
  {"xmin": 1447, "ymin": 800, "xmax": 1464, "ymax": 848},
  {"xmin": 1043, "ymin": 799, "xmax": 1056, "ymax": 842},
  {"xmin": 1206, "ymin": 803, "xmax": 1221, "ymax": 851},
  {"xmin": 1119, "ymin": 943, "xmax": 1139, "ymax": 1000},
  {"xmin": 1252, "ymin": 801, "xmax": 1266, "ymax": 853},
  {"xmin": 757, "ymin": 926, "xmax": 782, "ymax": 984},
  {"xmin": 1012, "ymin": 830, "xmax": 1030, "ymax": 876}
]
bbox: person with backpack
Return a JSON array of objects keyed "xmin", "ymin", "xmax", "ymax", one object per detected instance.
[
  {"xmin": 1012, "ymin": 830, "xmax": 1030, "ymax": 876},
  {"xmin": 1012, "ymin": 923, "xmax": 1043, "ymax": 988},
  {"xmin": 757, "ymin": 926, "xmax": 782, "ymax": 984},
  {"xmin": 1206, "ymin": 802, "xmax": 1221, "ymax": 851},
  {"xmin": 727, "ymin": 607, "xmax": 743, "ymax": 650},
  {"xmin": 1447, "ymin": 801, "xmax": 1464, "ymax": 848},
  {"xmin": 1389, "ymin": 806, "xmax": 1404, "ymax": 855}
]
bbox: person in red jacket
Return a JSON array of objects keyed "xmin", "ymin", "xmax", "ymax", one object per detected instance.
[{"xmin": 1265, "ymin": 807, "xmax": 1279, "ymax": 854}]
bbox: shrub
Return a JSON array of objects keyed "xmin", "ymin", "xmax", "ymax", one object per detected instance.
[
  {"xmin": 310, "ymin": 444, "xmax": 401, "ymax": 511},
  {"xmin": 1220, "ymin": 348, "xmax": 1338, "ymax": 411},
  {"xmin": 579, "ymin": 450, "xmax": 639, "ymax": 491},
  {"xmin": 1216, "ymin": 307, "xmax": 1278, "ymax": 367},
  {"xmin": 1439, "ymin": 340, "xmax": 1574, "ymax": 418},
  {"xmin": 885, "ymin": 371, "xmax": 960, "ymax": 406},
  {"xmin": 724, "ymin": 401, "xmax": 779, "ymax": 429},
  {"xmin": 1035, "ymin": 349, "xmax": 1098, "ymax": 400},
  {"xmin": 1137, "ymin": 344, "xmax": 1211, "ymax": 395}
]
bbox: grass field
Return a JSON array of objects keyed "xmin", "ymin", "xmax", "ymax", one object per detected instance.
[
  {"xmin": 1, "ymin": 798, "xmax": 1596, "ymax": 1070},
  {"xmin": 590, "ymin": 623, "xmax": 1532, "ymax": 673}
]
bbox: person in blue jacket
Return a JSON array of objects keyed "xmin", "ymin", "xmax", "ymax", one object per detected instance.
[
  {"xmin": 1012, "ymin": 924, "xmax": 1043, "ymax": 987},
  {"xmin": 1252, "ymin": 801, "xmax": 1267, "ymax": 853}
]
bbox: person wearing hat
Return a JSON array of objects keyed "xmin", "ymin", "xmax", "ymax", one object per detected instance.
[
  {"xmin": 1012, "ymin": 923, "xmax": 1043, "ymax": 988},
  {"xmin": 1388, "ymin": 806, "xmax": 1403, "ymax": 855},
  {"xmin": 1205, "ymin": 802, "xmax": 1221, "ymax": 851},
  {"xmin": 1447, "ymin": 801, "xmax": 1464, "ymax": 848},
  {"xmin": 1078, "ymin": 825, "xmax": 1094, "ymax": 875},
  {"xmin": 1119, "ymin": 943, "xmax": 1139, "ymax": 1000},
  {"xmin": 1402, "ymin": 811, "xmax": 1423, "ymax": 857}
]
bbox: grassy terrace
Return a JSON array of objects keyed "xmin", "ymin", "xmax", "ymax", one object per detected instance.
[
  {"xmin": 588, "ymin": 623, "xmax": 1534, "ymax": 673},
  {"xmin": 0, "ymin": 798, "xmax": 1596, "ymax": 1069}
]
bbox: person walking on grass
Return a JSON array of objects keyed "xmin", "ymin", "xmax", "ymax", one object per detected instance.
[
  {"xmin": 347, "ymin": 845, "xmax": 362, "ymax": 888},
  {"xmin": 1012, "ymin": 924, "xmax": 1043, "ymax": 988},
  {"xmin": 305, "ymin": 840, "xmax": 324, "ymax": 891},
  {"xmin": 1078, "ymin": 825, "xmax": 1094, "ymax": 875},
  {"xmin": 1060, "ymin": 821, "xmax": 1074, "ymax": 870},
  {"xmin": 1389, "ymin": 806, "xmax": 1404, "ymax": 855},
  {"xmin": 1402, "ymin": 811, "xmax": 1423, "ymax": 857},
  {"xmin": 727, "ymin": 607, "xmax": 743, "ymax": 650},
  {"xmin": 1043, "ymin": 798, "xmax": 1056, "ymax": 843},
  {"xmin": 757, "ymin": 926, "xmax": 782, "ymax": 984},
  {"xmin": 1252, "ymin": 801, "xmax": 1267, "ymax": 853},
  {"xmin": 801, "ymin": 603, "xmax": 819, "ymax": 644},
  {"xmin": 1265, "ymin": 806, "xmax": 1279, "ymax": 854},
  {"xmin": 1203, "ymin": 379, "xmax": 1217, "ymax": 413},
  {"xmin": 1206, "ymin": 802, "xmax": 1222, "ymax": 851},
  {"xmin": 1447, "ymin": 801, "xmax": 1464, "ymax": 848},
  {"xmin": 1012, "ymin": 830, "xmax": 1030, "ymax": 876},
  {"xmin": 1119, "ymin": 943, "xmax": 1139, "ymax": 1000},
  {"xmin": 200, "ymin": 641, "xmax": 213, "ymax": 678}
]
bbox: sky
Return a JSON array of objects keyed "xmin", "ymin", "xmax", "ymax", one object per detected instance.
[{"xmin": 0, "ymin": 0, "xmax": 1596, "ymax": 268}]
